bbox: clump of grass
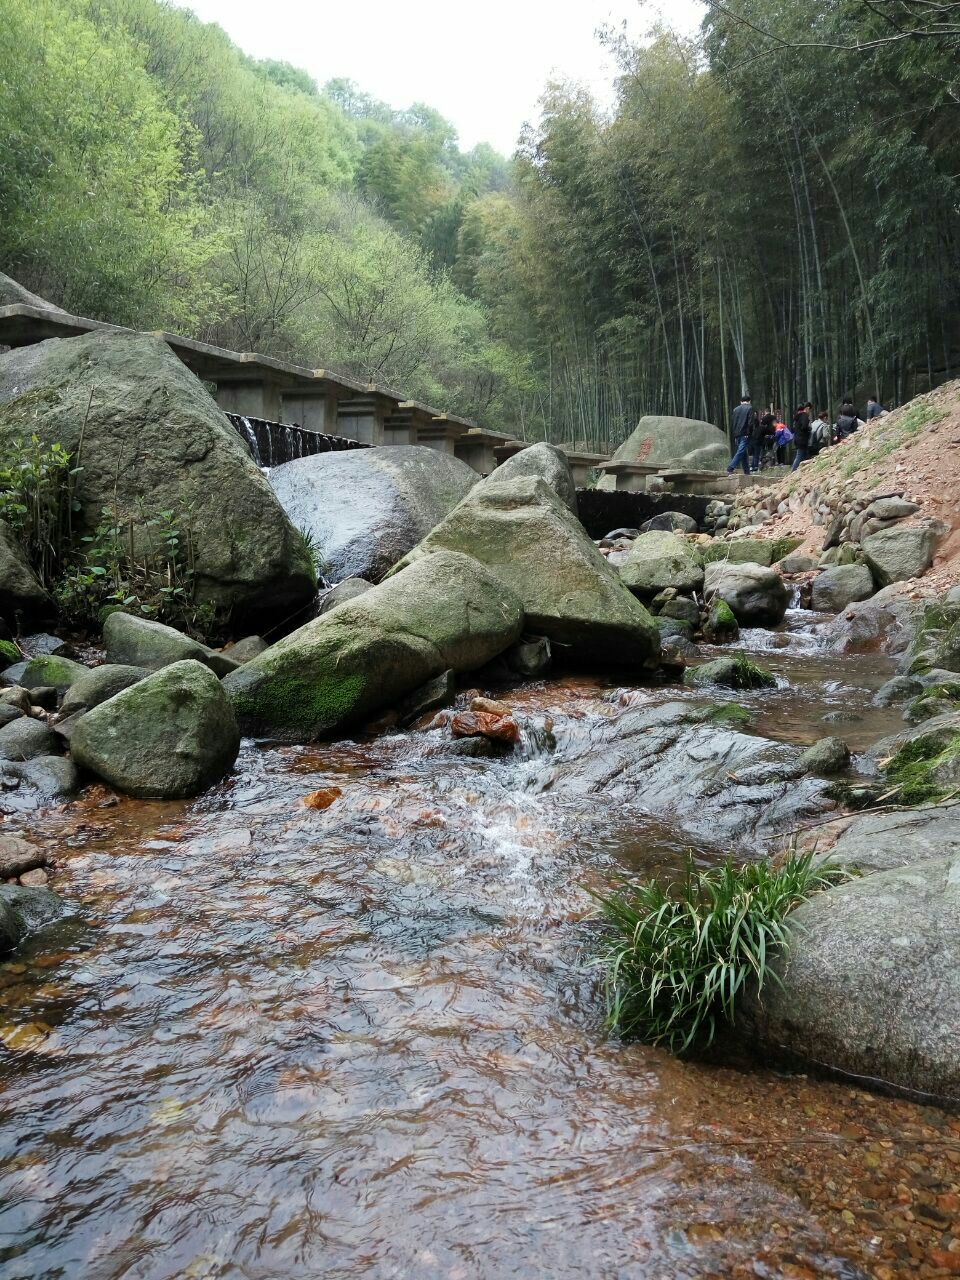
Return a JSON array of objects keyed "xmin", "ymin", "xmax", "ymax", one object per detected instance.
[
  {"xmin": 733, "ymin": 653, "xmax": 777, "ymax": 688},
  {"xmin": 591, "ymin": 852, "xmax": 844, "ymax": 1055},
  {"xmin": 770, "ymin": 535, "xmax": 803, "ymax": 562}
]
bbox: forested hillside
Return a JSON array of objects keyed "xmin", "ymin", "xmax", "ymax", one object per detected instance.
[{"xmin": 2, "ymin": 0, "xmax": 959, "ymax": 446}]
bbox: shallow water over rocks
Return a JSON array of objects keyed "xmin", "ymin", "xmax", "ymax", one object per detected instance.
[{"xmin": 2, "ymin": 619, "xmax": 959, "ymax": 1279}]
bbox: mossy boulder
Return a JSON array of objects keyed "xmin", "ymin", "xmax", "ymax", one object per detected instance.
[
  {"xmin": 683, "ymin": 655, "xmax": 776, "ymax": 690},
  {"xmin": 392, "ymin": 476, "xmax": 660, "ymax": 669},
  {"xmin": 618, "ymin": 531, "xmax": 704, "ymax": 598},
  {"xmin": 0, "ymin": 331, "xmax": 316, "ymax": 621},
  {"xmin": 492, "ymin": 442, "xmax": 578, "ymax": 514},
  {"xmin": 879, "ymin": 714, "xmax": 960, "ymax": 804},
  {"xmin": 702, "ymin": 597, "xmax": 739, "ymax": 644},
  {"xmin": 18, "ymin": 654, "xmax": 87, "ymax": 693},
  {"xmin": 70, "ymin": 659, "xmax": 240, "ymax": 799},
  {"xmin": 798, "ymin": 735, "xmax": 850, "ymax": 775},
  {"xmin": 223, "ymin": 550, "xmax": 524, "ymax": 740},
  {"xmin": 58, "ymin": 664, "xmax": 150, "ymax": 720}
]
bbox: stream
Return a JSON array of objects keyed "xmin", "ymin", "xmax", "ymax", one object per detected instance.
[{"xmin": 1, "ymin": 613, "xmax": 958, "ymax": 1280}]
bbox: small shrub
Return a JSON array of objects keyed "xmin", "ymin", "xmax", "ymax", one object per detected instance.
[
  {"xmin": 0, "ymin": 435, "xmax": 80, "ymax": 589},
  {"xmin": 0, "ymin": 638, "xmax": 20, "ymax": 665},
  {"xmin": 733, "ymin": 653, "xmax": 777, "ymax": 688},
  {"xmin": 591, "ymin": 852, "xmax": 845, "ymax": 1054}
]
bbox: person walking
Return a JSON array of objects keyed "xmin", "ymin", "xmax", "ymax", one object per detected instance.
[
  {"xmin": 773, "ymin": 415, "xmax": 793, "ymax": 465},
  {"xmin": 809, "ymin": 409, "xmax": 832, "ymax": 456},
  {"xmin": 791, "ymin": 402, "xmax": 812, "ymax": 471},
  {"xmin": 726, "ymin": 395, "xmax": 757, "ymax": 474},
  {"xmin": 750, "ymin": 408, "xmax": 775, "ymax": 471}
]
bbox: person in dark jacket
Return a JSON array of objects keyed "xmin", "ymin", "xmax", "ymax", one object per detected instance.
[
  {"xmin": 791, "ymin": 402, "xmax": 812, "ymax": 471},
  {"xmin": 750, "ymin": 409, "xmax": 775, "ymax": 471},
  {"xmin": 726, "ymin": 395, "xmax": 757, "ymax": 474},
  {"xmin": 836, "ymin": 399, "xmax": 860, "ymax": 439},
  {"xmin": 866, "ymin": 396, "xmax": 885, "ymax": 419}
]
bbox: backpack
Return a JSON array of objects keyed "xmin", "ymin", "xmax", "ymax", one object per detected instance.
[{"xmin": 811, "ymin": 419, "xmax": 831, "ymax": 447}]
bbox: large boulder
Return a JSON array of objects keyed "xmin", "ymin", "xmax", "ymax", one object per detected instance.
[
  {"xmin": 269, "ymin": 445, "xmax": 477, "ymax": 583},
  {"xmin": 639, "ymin": 511, "xmax": 698, "ymax": 535},
  {"xmin": 862, "ymin": 525, "xmax": 937, "ymax": 586},
  {"xmin": 619, "ymin": 531, "xmax": 704, "ymax": 597},
  {"xmin": 0, "ymin": 331, "xmax": 316, "ymax": 621},
  {"xmin": 70, "ymin": 659, "xmax": 240, "ymax": 799},
  {"xmin": 0, "ymin": 520, "xmax": 47, "ymax": 621},
  {"xmin": 744, "ymin": 854, "xmax": 960, "ymax": 1100},
  {"xmin": 223, "ymin": 550, "xmax": 524, "ymax": 740},
  {"xmin": 392, "ymin": 477, "xmax": 660, "ymax": 669},
  {"xmin": 57, "ymin": 664, "xmax": 150, "ymax": 720},
  {"xmin": 103, "ymin": 612, "xmax": 237, "ymax": 676},
  {"xmin": 597, "ymin": 415, "xmax": 728, "ymax": 490},
  {"xmin": 818, "ymin": 804, "xmax": 960, "ymax": 875},
  {"xmin": 491, "ymin": 442, "xmax": 577, "ymax": 514},
  {"xmin": 703, "ymin": 560, "xmax": 790, "ymax": 627},
  {"xmin": 810, "ymin": 563, "xmax": 875, "ymax": 612}
]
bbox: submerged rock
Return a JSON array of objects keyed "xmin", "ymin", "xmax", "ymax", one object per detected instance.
[
  {"xmin": 683, "ymin": 656, "xmax": 775, "ymax": 690},
  {"xmin": 537, "ymin": 700, "xmax": 830, "ymax": 846},
  {"xmin": 0, "ymin": 883, "xmax": 65, "ymax": 956},
  {"xmin": 70, "ymin": 659, "xmax": 240, "ymax": 799},
  {"xmin": 223, "ymin": 551, "xmax": 524, "ymax": 740},
  {"xmin": 703, "ymin": 561, "xmax": 790, "ymax": 627},
  {"xmin": 270, "ymin": 445, "xmax": 477, "ymax": 583},
  {"xmin": 393, "ymin": 476, "xmax": 660, "ymax": 669},
  {"xmin": 0, "ymin": 331, "xmax": 315, "ymax": 621},
  {"xmin": 744, "ymin": 854, "xmax": 960, "ymax": 1101}
]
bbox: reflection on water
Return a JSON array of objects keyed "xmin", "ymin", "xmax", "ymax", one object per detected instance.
[{"xmin": 1, "ymin": 666, "xmax": 958, "ymax": 1279}]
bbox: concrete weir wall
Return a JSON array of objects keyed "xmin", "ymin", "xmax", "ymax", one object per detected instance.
[{"xmin": 576, "ymin": 488, "xmax": 711, "ymax": 539}]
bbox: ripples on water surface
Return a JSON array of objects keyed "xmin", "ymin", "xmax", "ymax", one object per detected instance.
[{"xmin": 1, "ymin": 629, "xmax": 959, "ymax": 1279}]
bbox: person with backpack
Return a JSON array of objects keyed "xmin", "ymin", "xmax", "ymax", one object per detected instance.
[
  {"xmin": 791, "ymin": 402, "xmax": 812, "ymax": 470},
  {"xmin": 809, "ymin": 409, "xmax": 832, "ymax": 456},
  {"xmin": 726, "ymin": 394, "xmax": 757, "ymax": 474},
  {"xmin": 836, "ymin": 399, "xmax": 860, "ymax": 439},
  {"xmin": 750, "ymin": 408, "xmax": 775, "ymax": 471},
  {"xmin": 773, "ymin": 412, "xmax": 791, "ymax": 464}
]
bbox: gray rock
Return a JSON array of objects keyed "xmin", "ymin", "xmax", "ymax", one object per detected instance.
[
  {"xmin": 872, "ymin": 675, "xmax": 922, "ymax": 706},
  {"xmin": 21, "ymin": 633, "xmax": 74, "ymax": 658},
  {"xmin": 0, "ymin": 882, "xmax": 65, "ymax": 955},
  {"xmin": 224, "ymin": 551, "xmax": 525, "ymax": 740},
  {"xmin": 945, "ymin": 586, "xmax": 960, "ymax": 607},
  {"xmin": 703, "ymin": 561, "xmax": 790, "ymax": 627},
  {"xmin": 657, "ymin": 617, "xmax": 696, "ymax": 643},
  {"xmin": 819, "ymin": 805, "xmax": 960, "ymax": 875},
  {"xmin": 0, "ymin": 331, "xmax": 315, "ymax": 621},
  {"xmin": 715, "ymin": 537, "xmax": 778, "ymax": 567},
  {"xmin": 492, "ymin": 442, "xmax": 577, "ymax": 514},
  {"xmin": 103, "ymin": 612, "xmax": 237, "ymax": 676},
  {"xmin": 392, "ymin": 477, "xmax": 660, "ymax": 670},
  {"xmin": 0, "ymin": 835, "xmax": 48, "ymax": 880},
  {"xmin": 0, "ymin": 717, "xmax": 59, "ymax": 761},
  {"xmin": 779, "ymin": 552, "xmax": 818, "ymax": 574},
  {"xmin": 270, "ymin": 445, "xmax": 477, "ymax": 583},
  {"xmin": 862, "ymin": 525, "xmax": 937, "ymax": 586},
  {"xmin": 0, "ymin": 520, "xmax": 46, "ymax": 620},
  {"xmin": 639, "ymin": 511, "xmax": 698, "ymax": 535},
  {"xmin": 619, "ymin": 531, "xmax": 704, "ymax": 597},
  {"xmin": 70, "ymin": 660, "xmax": 240, "ymax": 800},
  {"xmin": 822, "ymin": 593, "xmax": 923, "ymax": 655},
  {"xmin": 683, "ymin": 656, "xmax": 775, "ymax": 689},
  {"xmin": 1, "ymin": 756, "xmax": 78, "ymax": 809},
  {"xmin": 603, "ymin": 528, "xmax": 640, "ymax": 541},
  {"xmin": 865, "ymin": 497, "xmax": 920, "ymax": 521},
  {"xmin": 809, "ymin": 564, "xmax": 875, "ymax": 612},
  {"xmin": 505, "ymin": 635, "xmax": 552, "ymax": 678},
  {"xmin": 798, "ymin": 735, "xmax": 850, "ymax": 775},
  {"xmin": 0, "ymin": 687, "xmax": 31, "ymax": 712},
  {"xmin": 225, "ymin": 636, "xmax": 269, "ymax": 663},
  {"xmin": 660, "ymin": 596, "xmax": 701, "ymax": 626},
  {"xmin": 318, "ymin": 577, "xmax": 374, "ymax": 614},
  {"xmin": 397, "ymin": 670, "xmax": 456, "ymax": 727},
  {"xmin": 58, "ymin": 664, "xmax": 150, "ymax": 720},
  {"xmin": 0, "ymin": 702, "xmax": 21, "ymax": 728},
  {"xmin": 743, "ymin": 854, "xmax": 960, "ymax": 1100},
  {"xmin": 28, "ymin": 687, "xmax": 58, "ymax": 711}
]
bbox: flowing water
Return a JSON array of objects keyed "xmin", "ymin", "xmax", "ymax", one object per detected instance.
[{"xmin": 2, "ymin": 617, "xmax": 959, "ymax": 1280}]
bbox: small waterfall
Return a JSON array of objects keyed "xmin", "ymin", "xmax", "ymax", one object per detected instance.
[{"xmin": 226, "ymin": 413, "xmax": 371, "ymax": 467}]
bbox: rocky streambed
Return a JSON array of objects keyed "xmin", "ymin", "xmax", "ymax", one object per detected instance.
[{"xmin": 3, "ymin": 615, "xmax": 960, "ymax": 1280}]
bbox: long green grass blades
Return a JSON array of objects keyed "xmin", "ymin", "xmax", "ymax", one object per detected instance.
[{"xmin": 590, "ymin": 852, "xmax": 844, "ymax": 1055}]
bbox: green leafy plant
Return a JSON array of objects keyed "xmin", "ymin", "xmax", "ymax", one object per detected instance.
[
  {"xmin": 881, "ymin": 731, "xmax": 960, "ymax": 805},
  {"xmin": 0, "ymin": 435, "xmax": 81, "ymax": 589},
  {"xmin": 591, "ymin": 852, "xmax": 844, "ymax": 1055}
]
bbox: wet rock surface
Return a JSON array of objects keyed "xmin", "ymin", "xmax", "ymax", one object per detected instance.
[{"xmin": 704, "ymin": 560, "xmax": 790, "ymax": 626}]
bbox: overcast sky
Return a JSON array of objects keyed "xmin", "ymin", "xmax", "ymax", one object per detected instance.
[{"xmin": 170, "ymin": 0, "xmax": 705, "ymax": 153}]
